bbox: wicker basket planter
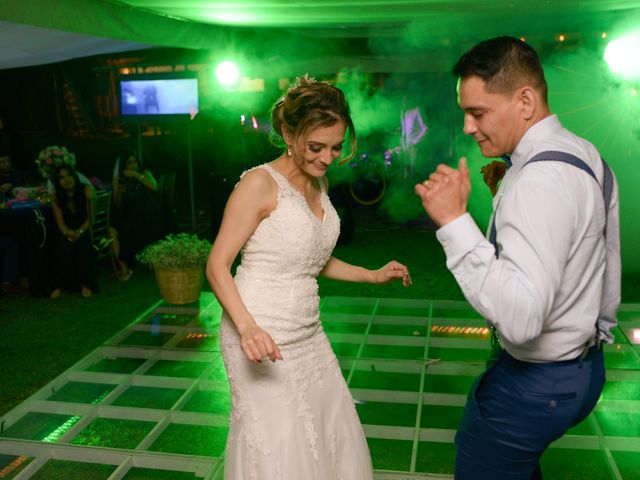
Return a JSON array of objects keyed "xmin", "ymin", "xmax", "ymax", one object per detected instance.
[
  {"xmin": 153, "ymin": 265, "xmax": 203, "ymax": 305},
  {"xmin": 137, "ymin": 233, "xmax": 211, "ymax": 305}
]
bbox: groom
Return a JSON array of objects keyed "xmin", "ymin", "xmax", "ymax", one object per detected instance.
[{"xmin": 415, "ymin": 36, "xmax": 620, "ymax": 479}]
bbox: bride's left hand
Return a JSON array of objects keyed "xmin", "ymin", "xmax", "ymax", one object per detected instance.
[{"xmin": 371, "ymin": 261, "xmax": 412, "ymax": 287}]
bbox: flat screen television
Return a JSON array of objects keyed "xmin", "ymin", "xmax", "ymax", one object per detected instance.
[{"xmin": 119, "ymin": 73, "xmax": 199, "ymax": 120}]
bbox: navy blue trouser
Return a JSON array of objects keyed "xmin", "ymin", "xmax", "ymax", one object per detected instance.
[{"xmin": 454, "ymin": 345, "xmax": 605, "ymax": 479}]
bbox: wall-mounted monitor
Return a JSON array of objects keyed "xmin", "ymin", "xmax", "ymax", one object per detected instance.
[{"xmin": 119, "ymin": 73, "xmax": 199, "ymax": 121}]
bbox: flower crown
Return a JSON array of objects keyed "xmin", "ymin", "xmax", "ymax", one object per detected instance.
[{"xmin": 35, "ymin": 145, "xmax": 76, "ymax": 179}]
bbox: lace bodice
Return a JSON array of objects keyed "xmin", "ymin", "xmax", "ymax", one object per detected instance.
[{"xmin": 222, "ymin": 163, "xmax": 340, "ymax": 345}]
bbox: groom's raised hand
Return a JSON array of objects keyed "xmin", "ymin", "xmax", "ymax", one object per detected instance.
[{"xmin": 414, "ymin": 157, "xmax": 471, "ymax": 227}]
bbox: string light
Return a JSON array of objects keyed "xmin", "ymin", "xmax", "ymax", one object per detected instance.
[
  {"xmin": 601, "ymin": 32, "xmax": 607, "ymax": 39},
  {"xmin": 558, "ymin": 34, "xmax": 566, "ymax": 42},
  {"xmin": 0, "ymin": 385, "xmax": 114, "ymax": 474},
  {"xmin": 0, "ymin": 456, "xmax": 29, "ymax": 477},
  {"xmin": 431, "ymin": 325, "xmax": 490, "ymax": 336}
]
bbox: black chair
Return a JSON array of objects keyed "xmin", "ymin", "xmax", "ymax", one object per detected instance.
[{"xmin": 90, "ymin": 191, "xmax": 117, "ymax": 275}]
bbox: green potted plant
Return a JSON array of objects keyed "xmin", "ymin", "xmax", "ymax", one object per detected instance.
[{"xmin": 137, "ymin": 233, "xmax": 212, "ymax": 304}]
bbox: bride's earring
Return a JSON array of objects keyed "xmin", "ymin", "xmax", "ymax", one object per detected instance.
[{"xmin": 287, "ymin": 145, "xmax": 292, "ymax": 156}]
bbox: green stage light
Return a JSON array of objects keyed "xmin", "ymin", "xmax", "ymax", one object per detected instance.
[
  {"xmin": 604, "ymin": 31, "xmax": 640, "ymax": 80},
  {"xmin": 215, "ymin": 61, "xmax": 240, "ymax": 86}
]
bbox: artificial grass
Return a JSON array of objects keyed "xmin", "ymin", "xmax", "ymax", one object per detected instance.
[
  {"xmin": 366, "ymin": 438, "xmax": 413, "ymax": 471},
  {"xmin": 70, "ymin": 417, "xmax": 156, "ymax": 449},
  {"xmin": 0, "ymin": 267, "xmax": 160, "ymax": 416},
  {"xmin": 30, "ymin": 460, "xmax": 116, "ymax": 479},
  {"xmin": 148, "ymin": 424, "xmax": 228, "ymax": 457},
  {"xmin": 123, "ymin": 468, "xmax": 201, "ymax": 479}
]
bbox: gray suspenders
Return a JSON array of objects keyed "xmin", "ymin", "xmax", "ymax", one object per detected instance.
[
  {"xmin": 488, "ymin": 150, "xmax": 613, "ymax": 259},
  {"xmin": 486, "ymin": 150, "xmax": 614, "ymax": 345}
]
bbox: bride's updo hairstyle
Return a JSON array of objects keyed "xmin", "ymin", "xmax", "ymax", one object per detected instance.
[{"xmin": 270, "ymin": 75, "xmax": 357, "ymax": 163}]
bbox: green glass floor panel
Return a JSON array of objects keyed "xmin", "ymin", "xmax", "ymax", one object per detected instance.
[
  {"xmin": 85, "ymin": 357, "xmax": 146, "ymax": 374},
  {"xmin": 205, "ymin": 364, "xmax": 229, "ymax": 382},
  {"xmin": 424, "ymin": 375, "xmax": 476, "ymax": 395},
  {"xmin": 47, "ymin": 382, "xmax": 115, "ymax": 404},
  {"xmin": 356, "ymin": 401, "xmax": 417, "ymax": 427},
  {"xmin": 350, "ymin": 371, "xmax": 421, "ymax": 391},
  {"xmin": 322, "ymin": 321, "xmax": 368, "ymax": 334},
  {"xmin": 0, "ymin": 413, "xmax": 76, "ymax": 441},
  {"xmin": 175, "ymin": 333, "xmax": 219, "ymax": 350},
  {"xmin": 119, "ymin": 331, "xmax": 175, "ymax": 347},
  {"xmin": 123, "ymin": 467, "xmax": 201, "ymax": 479},
  {"xmin": 540, "ymin": 448, "xmax": 612, "ymax": 480},
  {"xmin": 428, "ymin": 347, "xmax": 489, "ymax": 363},
  {"xmin": 361, "ymin": 344, "xmax": 424, "ymax": 360},
  {"xmin": 431, "ymin": 307, "xmax": 483, "ymax": 320},
  {"xmin": 181, "ymin": 390, "xmax": 231, "ymax": 415},
  {"xmin": 195, "ymin": 311, "xmax": 222, "ymax": 330},
  {"xmin": 375, "ymin": 304, "xmax": 429, "ymax": 317},
  {"xmin": 602, "ymin": 381, "xmax": 640, "ymax": 400},
  {"xmin": 149, "ymin": 424, "xmax": 228, "ymax": 457},
  {"xmin": 112, "ymin": 386, "xmax": 185, "ymax": 410},
  {"xmin": 0, "ymin": 455, "xmax": 33, "ymax": 479},
  {"xmin": 369, "ymin": 324, "xmax": 427, "ymax": 336},
  {"xmin": 367, "ymin": 438, "xmax": 413, "ymax": 471},
  {"xmin": 611, "ymin": 451, "xmax": 640, "ymax": 480},
  {"xmin": 617, "ymin": 310, "xmax": 640, "ymax": 322},
  {"xmin": 420, "ymin": 405, "xmax": 463, "ymax": 429},
  {"xmin": 613, "ymin": 326, "xmax": 631, "ymax": 345},
  {"xmin": 330, "ymin": 342, "xmax": 361, "ymax": 358},
  {"xmin": 594, "ymin": 411, "xmax": 640, "ymax": 437},
  {"xmin": 604, "ymin": 348, "xmax": 640, "ymax": 369},
  {"xmin": 145, "ymin": 360, "xmax": 209, "ymax": 378},
  {"xmin": 321, "ymin": 303, "xmax": 375, "ymax": 315},
  {"xmin": 70, "ymin": 417, "xmax": 156, "ymax": 449},
  {"xmin": 565, "ymin": 416, "xmax": 595, "ymax": 435},
  {"xmin": 30, "ymin": 460, "xmax": 116, "ymax": 480},
  {"xmin": 141, "ymin": 314, "xmax": 194, "ymax": 327},
  {"xmin": 415, "ymin": 441, "xmax": 456, "ymax": 475}
]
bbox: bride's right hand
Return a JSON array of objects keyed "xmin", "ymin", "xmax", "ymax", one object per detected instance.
[{"xmin": 239, "ymin": 324, "xmax": 283, "ymax": 363}]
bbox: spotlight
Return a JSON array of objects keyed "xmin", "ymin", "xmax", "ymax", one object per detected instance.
[
  {"xmin": 604, "ymin": 32, "xmax": 640, "ymax": 80},
  {"xmin": 215, "ymin": 61, "xmax": 240, "ymax": 86}
]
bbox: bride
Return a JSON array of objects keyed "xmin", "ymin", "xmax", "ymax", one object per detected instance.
[{"xmin": 206, "ymin": 75, "xmax": 411, "ymax": 479}]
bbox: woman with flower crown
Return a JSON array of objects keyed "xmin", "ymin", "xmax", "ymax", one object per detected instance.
[
  {"xmin": 206, "ymin": 76, "xmax": 412, "ymax": 479},
  {"xmin": 49, "ymin": 165, "xmax": 97, "ymax": 299},
  {"xmin": 36, "ymin": 146, "xmax": 94, "ymax": 195}
]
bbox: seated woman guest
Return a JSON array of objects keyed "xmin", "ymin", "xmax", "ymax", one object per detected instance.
[
  {"xmin": 0, "ymin": 152, "xmax": 24, "ymax": 200},
  {"xmin": 111, "ymin": 152, "xmax": 162, "ymax": 279},
  {"xmin": 49, "ymin": 166, "xmax": 98, "ymax": 298}
]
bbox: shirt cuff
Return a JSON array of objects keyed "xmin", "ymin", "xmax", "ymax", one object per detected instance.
[{"xmin": 435, "ymin": 213, "xmax": 486, "ymax": 258}]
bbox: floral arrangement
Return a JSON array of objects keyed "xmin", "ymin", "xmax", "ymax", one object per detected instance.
[
  {"xmin": 12, "ymin": 186, "xmax": 47, "ymax": 202},
  {"xmin": 137, "ymin": 233, "xmax": 212, "ymax": 269},
  {"xmin": 35, "ymin": 145, "xmax": 76, "ymax": 179}
]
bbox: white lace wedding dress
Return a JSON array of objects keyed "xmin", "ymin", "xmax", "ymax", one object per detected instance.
[{"xmin": 219, "ymin": 164, "xmax": 373, "ymax": 480}]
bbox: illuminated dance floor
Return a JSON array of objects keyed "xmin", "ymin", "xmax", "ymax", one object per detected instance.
[{"xmin": 1, "ymin": 294, "xmax": 639, "ymax": 479}]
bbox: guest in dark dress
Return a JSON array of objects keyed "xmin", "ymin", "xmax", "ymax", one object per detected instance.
[
  {"xmin": 49, "ymin": 166, "xmax": 97, "ymax": 298},
  {"xmin": 111, "ymin": 152, "xmax": 162, "ymax": 279},
  {"xmin": 0, "ymin": 153, "xmax": 24, "ymax": 200}
]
